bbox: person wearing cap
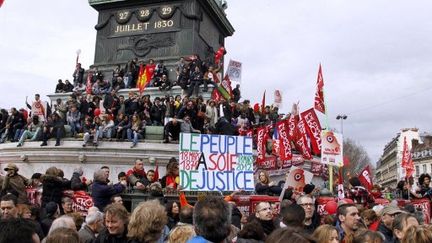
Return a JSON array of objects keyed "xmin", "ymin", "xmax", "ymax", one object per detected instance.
[
  {"xmin": 0, "ymin": 163, "xmax": 31, "ymax": 204},
  {"xmin": 378, "ymin": 205, "xmax": 403, "ymax": 243}
]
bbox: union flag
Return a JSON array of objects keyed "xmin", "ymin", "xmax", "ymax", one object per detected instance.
[{"xmin": 314, "ymin": 64, "xmax": 326, "ymax": 114}]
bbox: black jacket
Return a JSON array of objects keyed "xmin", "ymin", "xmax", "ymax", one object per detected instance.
[{"xmin": 41, "ymin": 175, "xmax": 71, "ymax": 207}]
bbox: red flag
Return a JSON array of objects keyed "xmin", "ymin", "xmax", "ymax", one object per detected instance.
[
  {"xmin": 154, "ymin": 164, "xmax": 159, "ymax": 181},
  {"xmin": 136, "ymin": 64, "xmax": 148, "ymax": 94},
  {"xmin": 86, "ymin": 72, "xmax": 93, "ymax": 95},
  {"xmin": 0, "ymin": 0, "xmax": 5, "ymax": 8},
  {"xmin": 358, "ymin": 165, "xmax": 373, "ymax": 191},
  {"xmin": 295, "ymin": 118, "xmax": 313, "ymax": 160},
  {"xmin": 314, "ymin": 64, "xmax": 326, "ymax": 114},
  {"xmin": 256, "ymin": 126, "xmax": 269, "ymax": 163},
  {"xmin": 276, "ymin": 120, "xmax": 292, "ymax": 161},
  {"xmin": 179, "ymin": 192, "xmax": 192, "ymax": 208},
  {"xmin": 300, "ymin": 108, "xmax": 322, "ymax": 155},
  {"xmin": 261, "ymin": 90, "xmax": 266, "ymax": 113},
  {"xmin": 402, "ymin": 137, "xmax": 414, "ymax": 178},
  {"xmin": 211, "ymin": 88, "xmax": 222, "ymax": 102}
]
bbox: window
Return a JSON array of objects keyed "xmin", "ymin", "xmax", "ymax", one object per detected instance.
[
  {"xmin": 423, "ymin": 164, "xmax": 427, "ymax": 173},
  {"xmin": 416, "ymin": 165, "xmax": 420, "ymax": 177}
]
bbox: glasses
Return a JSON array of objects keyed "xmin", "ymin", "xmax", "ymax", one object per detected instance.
[{"xmin": 299, "ymin": 203, "xmax": 314, "ymax": 208}]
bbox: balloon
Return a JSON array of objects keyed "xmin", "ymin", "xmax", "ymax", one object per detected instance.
[
  {"xmin": 325, "ymin": 200, "xmax": 338, "ymax": 215},
  {"xmin": 94, "ymin": 108, "xmax": 101, "ymax": 117}
]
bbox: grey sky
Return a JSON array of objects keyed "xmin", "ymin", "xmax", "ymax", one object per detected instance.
[{"xmin": 1, "ymin": 1, "xmax": 431, "ymax": 165}]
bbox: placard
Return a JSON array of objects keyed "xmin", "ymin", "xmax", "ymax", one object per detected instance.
[
  {"xmin": 321, "ymin": 130, "xmax": 343, "ymax": 167},
  {"xmin": 179, "ymin": 133, "xmax": 255, "ymax": 191}
]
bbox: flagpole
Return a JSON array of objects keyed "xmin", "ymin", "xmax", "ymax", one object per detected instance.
[{"xmin": 319, "ymin": 63, "xmax": 334, "ymax": 194}]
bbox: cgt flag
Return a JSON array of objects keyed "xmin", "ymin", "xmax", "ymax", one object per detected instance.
[
  {"xmin": 314, "ymin": 64, "xmax": 326, "ymax": 114},
  {"xmin": 358, "ymin": 165, "xmax": 373, "ymax": 191}
]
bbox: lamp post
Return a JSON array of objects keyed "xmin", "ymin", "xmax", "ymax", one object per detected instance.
[{"xmin": 336, "ymin": 114, "xmax": 348, "ymax": 134}]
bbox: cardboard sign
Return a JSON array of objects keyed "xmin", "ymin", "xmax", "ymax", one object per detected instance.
[
  {"xmin": 179, "ymin": 133, "xmax": 255, "ymax": 191},
  {"xmin": 321, "ymin": 130, "xmax": 344, "ymax": 167},
  {"xmin": 284, "ymin": 166, "xmax": 313, "ymax": 192}
]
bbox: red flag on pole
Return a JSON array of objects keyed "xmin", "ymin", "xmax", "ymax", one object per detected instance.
[
  {"xmin": 0, "ymin": 0, "xmax": 5, "ymax": 8},
  {"xmin": 358, "ymin": 165, "xmax": 373, "ymax": 191},
  {"xmin": 261, "ymin": 90, "xmax": 266, "ymax": 113},
  {"xmin": 154, "ymin": 163, "xmax": 159, "ymax": 181},
  {"xmin": 136, "ymin": 64, "xmax": 148, "ymax": 94},
  {"xmin": 314, "ymin": 64, "xmax": 326, "ymax": 114},
  {"xmin": 300, "ymin": 108, "xmax": 322, "ymax": 155},
  {"xmin": 256, "ymin": 126, "xmax": 269, "ymax": 163},
  {"xmin": 86, "ymin": 72, "xmax": 93, "ymax": 95},
  {"xmin": 402, "ymin": 137, "xmax": 414, "ymax": 178}
]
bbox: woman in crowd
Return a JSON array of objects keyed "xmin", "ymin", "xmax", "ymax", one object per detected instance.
[
  {"xmin": 393, "ymin": 213, "xmax": 419, "ymax": 243},
  {"xmin": 168, "ymin": 225, "xmax": 196, "ymax": 243},
  {"xmin": 128, "ymin": 200, "xmax": 169, "ymax": 243},
  {"xmin": 95, "ymin": 203, "xmax": 129, "ymax": 243},
  {"xmin": 161, "ymin": 158, "xmax": 179, "ymax": 189},
  {"xmin": 353, "ymin": 229, "xmax": 384, "ymax": 243},
  {"xmin": 166, "ymin": 201, "xmax": 180, "ymax": 229},
  {"xmin": 402, "ymin": 225, "xmax": 432, "ymax": 243},
  {"xmin": 205, "ymin": 99, "xmax": 218, "ymax": 129},
  {"xmin": 312, "ymin": 224, "xmax": 339, "ymax": 243},
  {"xmin": 361, "ymin": 209, "xmax": 380, "ymax": 231},
  {"xmin": 255, "ymin": 170, "xmax": 282, "ymax": 196},
  {"xmin": 418, "ymin": 173, "xmax": 431, "ymax": 197},
  {"xmin": 127, "ymin": 114, "xmax": 145, "ymax": 148}
]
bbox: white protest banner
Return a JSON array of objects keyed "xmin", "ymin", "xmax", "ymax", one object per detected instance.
[
  {"xmin": 226, "ymin": 59, "xmax": 242, "ymax": 83},
  {"xmin": 321, "ymin": 130, "xmax": 343, "ymax": 167},
  {"xmin": 179, "ymin": 133, "xmax": 255, "ymax": 191}
]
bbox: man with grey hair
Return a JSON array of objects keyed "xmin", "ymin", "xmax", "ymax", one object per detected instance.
[
  {"xmin": 78, "ymin": 210, "xmax": 104, "ymax": 243},
  {"xmin": 91, "ymin": 169, "xmax": 126, "ymax": 211},
  {"xmin": 296, "ymin": 194, "xmax": 318, "ymax": 233},
  {"xmin": 47, "ymin": 215, "xmax": 76, "ymax": 235}
]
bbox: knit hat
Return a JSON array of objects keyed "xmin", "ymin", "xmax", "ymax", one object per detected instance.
[{"xmin": 303, "ymin": 184, "xmax": 315, "ymax": 194}]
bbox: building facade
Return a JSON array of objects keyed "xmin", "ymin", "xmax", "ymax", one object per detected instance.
[
  {"xmin": 412, "ymin": 134, "xmax": 432, "ymax": 181},
  {"xmin": 375, "ymin": 128, "xmax": 420, "ymax": 188}
]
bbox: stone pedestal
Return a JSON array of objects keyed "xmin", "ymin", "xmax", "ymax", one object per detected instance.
[{"xmin": 88, "ymin": 0, "xmax": 234, "ymax": 81}]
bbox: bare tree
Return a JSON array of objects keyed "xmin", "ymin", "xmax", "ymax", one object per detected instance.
[{"xmin": 343, "ymin": 138, "xmax": 372, "ymax": 179}]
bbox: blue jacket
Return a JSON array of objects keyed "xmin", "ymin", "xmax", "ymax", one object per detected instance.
[{"xmin": 91, "ymin": 180, "xmax": 125, "ymax": 211}]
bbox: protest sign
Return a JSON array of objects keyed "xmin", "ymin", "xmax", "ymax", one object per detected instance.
[
  {"xmin": 321, "ymin": 130, "xmax": 344, "ymax": 167},
  {"xmin": 284, "ymin": 166, "xmax": 313, "ymax": 192},
  {"xmin": 226, "ymin": 59, "xmax": 242, "ymax": 82},
  {"xmin": 179, "ymin": 133, "xmax": 255, "ymax": 191}
]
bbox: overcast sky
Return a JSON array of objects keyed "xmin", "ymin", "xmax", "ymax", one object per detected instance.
[{"xmin": 1, "ymin": 1, "xmax": 431, "ymax": 165}]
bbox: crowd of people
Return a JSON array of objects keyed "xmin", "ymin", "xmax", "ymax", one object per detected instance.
[
  {"xmin": 0, "ymin": 55, "xmax": 271, "ymax": 149},
  {"xmin": 1, "ymin": 157, "xmax": 432, "ymax": 243}
]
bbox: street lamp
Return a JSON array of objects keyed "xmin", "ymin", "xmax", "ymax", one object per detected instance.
[{"xmin": 336, "ymin": 114, "xmax": 348, "ymax": 134}]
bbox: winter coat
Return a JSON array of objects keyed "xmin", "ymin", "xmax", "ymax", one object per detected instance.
[
  {"xmin": 41, "ymin": 175, "xmax": 71, "ymax": 207},
  {"xmin": 91, "ymin": 180, "xmax": 125, "ymax": 211}
]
